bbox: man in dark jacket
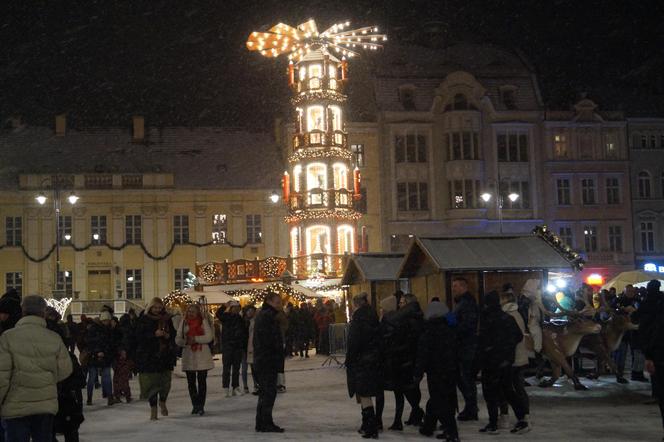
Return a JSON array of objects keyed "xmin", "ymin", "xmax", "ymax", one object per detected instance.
[
  {"xmin": 84, "ymin": 311, "xmax": 116, "ymax": 406},
  {"xmin": 0, "ymin": 289, "xmax": 21, "ymax": 336},
  {"xmin": 451, "ymin": 277, "xmax": 479, "ymax": 420},
  {"xmin": 639, "ymin": 280, "xmax": 664, "ymax": 434},
  {"xmin": 415, "ymin": 301, "xmax": 459, "ymax": 442},
  {"xmin": 253, "ymin": 291, "xmax": 285, "ymax": 433},
  {"xmin": 347, "ymin": 293, "xmax": 382, "ymax": 439},
  {"xmin": 478, "ymin": 291, "xmax": 529, "ymax": 435},
  {"xmin": 217, "ymin": 300, "xmax": 247, "ymax": 396}
]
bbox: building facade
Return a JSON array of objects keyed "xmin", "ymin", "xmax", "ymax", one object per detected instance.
[
  {"xmin": 628, "ymin": 118, "xmax": 664, "ymax": 273},
  {"xmin": 0, "ymin": 118, "xmax": 288, "ymax": 302}
]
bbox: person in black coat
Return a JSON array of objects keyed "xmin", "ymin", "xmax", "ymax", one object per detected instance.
[
  {"xmin": 638, "ymin": 280, "xmax": 664, "ymax": 434},
  {"xmin": 379, "ymin": 294, "xmax": 425, "ymax": 431},
  {"xmin": 253, "ymin": 291, "xmax": 285, "ymax": 433},
  {"xmin": 84, "ymin": 311, "xmax": 116, "ymax": 406},
  {"xmin": 415, "ymin": 301, "xmax": 459, "ymax": 442},
  {"xmin": 451, "ymin": 277, "xmax": 479, "ymax": 420},
  {"xmin": 55, "ymin": 352, "xmax": 86, "ymax": 442},
  {"xmin": 217, "ymin": 300, "xmax": 247, "ymax": 396},
  {"xmin": 0, "ymin": 289, "xmax": 21, "ymax": 336},
  {"xmin": 347, "ymin": 292, "xmax": 382, "ymax": 439},
  {"xmin": 478, "ymin": 291, "xmax": 529, "ymax": 435},
  {"xmin": 135, "ymin": 297, "xmax": 177, "ymax": 420}
]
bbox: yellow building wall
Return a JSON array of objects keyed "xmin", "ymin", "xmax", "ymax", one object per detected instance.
[{"xmin": 0, "ymin": 182, "xmax": 288, "ymax": 305}]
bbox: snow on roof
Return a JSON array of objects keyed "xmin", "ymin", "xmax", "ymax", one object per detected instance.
[
  {"xmin": 0, "ymin": 126, "xmax": 284, "ymax": 190},
  {"xmin": 372, "ymin": 43, "xmax": 541, "ymax": 112},
  {"xmin": 399, "ymin": 236, "xmax": 573, "ymax": 277},
  {"xmin": 342, "ymin": 253, "xmax": 405, "ymax": 284}
]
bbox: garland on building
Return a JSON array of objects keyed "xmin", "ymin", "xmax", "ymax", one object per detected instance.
[
  {"xmin": 225, "ymin": 282, "xmax": 309, "ymax": 304},
  {"xmin": 0, "ymin": 237, "xmax": 251, "ymax": 264},
  {"xmin": 532, "ymin": 225, "xmax": 585, "ymax": 271}
]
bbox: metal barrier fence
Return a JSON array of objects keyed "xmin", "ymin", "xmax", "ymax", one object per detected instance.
[{"xmin": 323, "ymin": 323, "xmax": 348, "ymax": 367}]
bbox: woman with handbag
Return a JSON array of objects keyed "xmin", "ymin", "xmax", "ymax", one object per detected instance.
[{"xmin": 175, "ymin": 303, "xmax": 214, "ymax": 415}]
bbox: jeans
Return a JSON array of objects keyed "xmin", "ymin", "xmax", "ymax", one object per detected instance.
[
  {"xmin": 185, "ymin": 370, "xmax": 208, "ymax": 409},
  {"xmin": 2, "ymin": 414, "xmax": 54, "ymax": 442},
  {"xmin": 255, "ymin": 370, "xmax": 278, "ymax": 429},
  {"xmin": 87, "ymin": 366, "xmax": 112, "ymax": 401},
  {"xmin": 457, "ymin": 351, "xmax": 478, "ymax": 413},
  {"xmin": 222, "ymin": 349, "xmax": 242, "ymax": 389}
]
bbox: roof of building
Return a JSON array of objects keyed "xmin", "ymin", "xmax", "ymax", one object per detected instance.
[
  {"xmin": 399, "ymin": 236, "xmax": 574, "ymax": 277},
  {"xmin": 341, "ymin": 253, "xmax": 405, "ymax": 285},
  {"xmin": 0, "ymin": 125, "xmax": 284, "ymax": 190},
  {"xmin": 372, "ymin": 43, "xmax": 542, "ymax": 112}
]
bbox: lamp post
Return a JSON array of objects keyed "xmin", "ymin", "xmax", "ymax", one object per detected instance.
[
  {"xmin": 480, "ymin": 185, "xmax": 519, "ymax": 234},
  {"xmin": 35, "ymin": 176, "xmax": 79, "ymax": 297}
]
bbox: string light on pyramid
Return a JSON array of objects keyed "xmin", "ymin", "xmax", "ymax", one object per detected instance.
[{"xmin": 246, "ymin": 19, "xmax": 387, "ymax": 61}]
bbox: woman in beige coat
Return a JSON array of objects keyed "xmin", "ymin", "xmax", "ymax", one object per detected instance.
[{"xmin": 175, "ymin": 304, "xmax": 214, "ymax": 415}]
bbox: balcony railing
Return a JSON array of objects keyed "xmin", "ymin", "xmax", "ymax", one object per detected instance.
[
  {"xmin": 296, "ymin": 77, "xmax": 345, "ymax": 94},
  {"xmin": 289, "ymin": 188, "xmax": 355, "ymax": 211},
  {"xmin": 292, "ymin": 130, "xmax": 347, "ymax": 150}
]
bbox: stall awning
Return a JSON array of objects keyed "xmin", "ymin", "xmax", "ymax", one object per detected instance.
[
  {"xmin": 342, "ymin": 253, "xmax": 405, "ymax": 285},
  {"xmin": 399, "ymin": 236, "xmax": 575, "ymax": 278}
]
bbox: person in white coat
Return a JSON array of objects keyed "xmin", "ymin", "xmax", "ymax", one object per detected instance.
[
  {"xmin": 501, "ymin": 288, "xmax": 530, "ymax": 419},
  {"xmin": 246, "ymin": 308, "xmax": 259, "ymax": 395},
  {"xmin": 175, "ymin": 304, "xmax": 214, "ymax": 416}
]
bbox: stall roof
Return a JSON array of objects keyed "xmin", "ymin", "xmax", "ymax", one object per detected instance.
[
  {"xmin": 342, "ymin": 253, "xmax": 405, "ymax": 285},
  {"xmin": 399, "ymin": 236, "xmax": 574, "ymax": 277}
]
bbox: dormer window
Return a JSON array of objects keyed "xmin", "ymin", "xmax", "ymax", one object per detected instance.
[
  {"xmin": 500, "ymin": 86, "xmax": 517, "ymax": 110},
  {"xmin": 453, "ymin": 93, "xmax": 468, "ymax": 110},
  {"xmin": 399, "ymin": 86, "xmax": 416, "ymax": 111}
]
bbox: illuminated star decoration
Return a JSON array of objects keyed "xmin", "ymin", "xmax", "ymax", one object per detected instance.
[{"xmin": 246, "ymin": 19, "xmax": 387, "ymax": 61}]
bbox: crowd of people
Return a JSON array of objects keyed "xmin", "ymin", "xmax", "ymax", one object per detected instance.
[
  {"xmin": 344, "ymin": 277, "xmax": 664, "ymax": 441},
  {"xmin": 0, "ymin": 277, "xmax": 663, "ymax": 441}
]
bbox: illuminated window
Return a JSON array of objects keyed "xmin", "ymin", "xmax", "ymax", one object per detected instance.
[
  {"xmin": 56, "ymin": 270, "xmax": 73, "ymax": 296},
  {"xmin": 290, "ymin": 227, "xmax": 300, "ymax": 256},
  {"xmin": 449, "ymin": 180, "xmax": 481, "ymax": 209},
  {"xmin": 293, "ymin": 165, "xmax": 302, "ymax": 192},
  {"xmin": 212, "ymin": 214, "xmax": 227, "ymax": 244},
  {"xmin": 306, "ymin": 225, "xmax": 331, "ymax": 255},
  {"xmin": 307, "ymin": 106, "xmax": 325, "ymax": 131},
  {"xmin": 329, "ymin": 105, "xmax": 342, "ymax": 131},
  {"xmin": 299, "ymin": 67, "xmax": 306, "ymax": 81},
  {"xmin": 604, "ymin": 131, "xmax": 618, "ymax": 158},
  {"xmin": 337, "ymin": 225, "xmax": 354, "ymax": 254},
  {"xmin": 91, "ymin": 215, "xmax": 107, "ymax": 245},
  {"xmin": 306, "ymin": 163, "xmax": 327, "ymax": 190},
  {"xmin": 553, "ymin": 132, "xmax": 568, "ymax": 158},
  {"xmin": 308, "ymin": 64, "xmax": 322, "ymax": 89},
  {"xmin": 333, "ymin": 163, "xmax": 348, "ymax": 190},
  {"xmin": 328, "ymin": 65, "xmax": 337, "ymax": 78}
]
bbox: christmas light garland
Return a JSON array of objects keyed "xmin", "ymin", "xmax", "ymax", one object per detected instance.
[
  {"xmin": 288, "ymin": 147, "xmax": 353, "ymax": 163},
  {"xmin": 532, "ymin": 225, "xmax": 585, "ymax": 271},
  {"xmin": 224, "ymin": 282, "xmax": 309, "ymax": 304},
  {"xmin": 285, "ymin": 208, "xmax": 362, "ymax": 223},
  {"xmin": 292, "ymin": 90, "xmax": 347, "ymax": 106}
]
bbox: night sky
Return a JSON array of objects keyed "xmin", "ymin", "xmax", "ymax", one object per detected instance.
[{"xmin": 1, "ymin": 0, "xmax": 663, "ymax": 130}]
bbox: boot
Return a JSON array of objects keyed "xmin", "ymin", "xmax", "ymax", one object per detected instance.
[
  {"xmin": 361, "ymin": 407, "xmax": 379, "ymax": 439},
  {"xmin": 405, "ymin": 407, "xmax": 424, "ymax": 426},
  {"xmin": 150, "ymin": 406, "xmax": 158, "ymax": 421},
  {"xmin": 159, "ymin": 400, "xmax": 168, "ymax": 416}
]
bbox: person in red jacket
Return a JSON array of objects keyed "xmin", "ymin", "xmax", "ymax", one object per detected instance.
[{"xmin": 314, "ymin": 304, "xmax": 333, "ymax": 355}]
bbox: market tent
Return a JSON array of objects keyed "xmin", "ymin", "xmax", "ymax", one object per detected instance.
[
  {"xmin": 601, "ymin": 270, "xmax": 664, "ymax": 293},
  {"xmin": 341, "ymin": 253, "xmax": 404, "ymax": 285},
  {"xmin": 184, "ymin": 287, "xmax": 234, "ymax": 304},
  {"xmin": 186, "ymin": 281, "xmax": 319, "ymax": 303},
  {"xmin": 399, "ymin": 236, "xmax": 574, "ymax": 277}
]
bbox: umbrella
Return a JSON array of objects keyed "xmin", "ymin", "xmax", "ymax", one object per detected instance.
[{"xmin": 601, "ymin": 270, "xmax": 663, "ymax": 293}]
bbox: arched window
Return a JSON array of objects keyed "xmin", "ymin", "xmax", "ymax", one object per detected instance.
[
  {"xmin": 306, "ymin": 106, "xmax": 325, "ymax": 131},
  {"xmin": 306, "ymin": 163, "xmax": 327, "ymax": 190},
  {"xmin": 337, "ymin": 225, "xmax": 354, "ymax": 254},
  {"xmin": 453, "ymin": 93, "xmax": 468, "ymax": 110},
  {"xmin": 305, "ymin": 225, "xmax": 330, "ymax": 255},
  {"xmin": 638, "ymin": 171, "xmax": 652, "ymax": 198}
]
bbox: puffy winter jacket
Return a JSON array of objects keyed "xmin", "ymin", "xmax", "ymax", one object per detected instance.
[
  {"xmin": 0, "ymin": 315, "xmax": 73, "ymax": 418},
  {"xmin": 346, "ymin": 305, "xmax": 382, "ymax": 398},
  {"xmin": 502, "ymin": 302, "xmax": 528, "ymax": 367}
]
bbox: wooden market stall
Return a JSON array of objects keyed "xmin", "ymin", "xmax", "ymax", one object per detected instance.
[
  {"xmin": 398, "ymin": 235, "xmax": 579, "ymax": 309},
  {"xmin": 341, "ymin": 253, "xmax": 405, "ymax": 307}
]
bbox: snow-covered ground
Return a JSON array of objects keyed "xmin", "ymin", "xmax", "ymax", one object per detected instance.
[{"xmin": 78, "ymin": 355, "xmax": 662, "ymax": 441}]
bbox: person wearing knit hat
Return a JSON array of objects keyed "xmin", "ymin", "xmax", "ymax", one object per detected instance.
[
  {"xmin": 84, "ymin": 309, "xmax": 117, "ymax": 406},
  {"xmin": 380, "ymin": 295, "xmax": 398, "ymax": 316},
  {"xmin": 134, "ymin": 297, "xmax": 177, "ymax": 420}
]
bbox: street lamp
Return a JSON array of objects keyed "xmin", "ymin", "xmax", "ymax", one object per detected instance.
[
  {"xmin": 480, "ymin": 189, "xmax": 519, "ymax": 234},
  {"xmin": 269, "ymin": 191, "xmax": 280, "ymax": 203},
  {"xmin": 35, "ymin": 176, "xmax": 79, "ymax": 297}
]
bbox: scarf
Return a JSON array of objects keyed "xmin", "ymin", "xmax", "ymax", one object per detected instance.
[{"xmin": 186, "ymin": 317, "xmax": 204, "ymax": 352}]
